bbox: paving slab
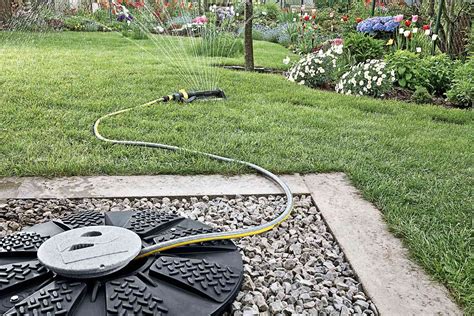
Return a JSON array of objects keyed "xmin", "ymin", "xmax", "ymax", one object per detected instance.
[
  {"xmin": 0, "ymin": 174, "xmax": 308, "ymax": 199},
  {"xmin": 303, "ymin": 173, "xmax": 462, "ymax": 316}
]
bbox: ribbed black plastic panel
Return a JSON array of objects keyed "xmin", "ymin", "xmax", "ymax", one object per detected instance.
[
  {"xmin": 0, "ymin": 232, "xmax": 49, "ymax": 254},
  {"xmin": 59, "ymin": 210, "xmax": 105, "ymax": 229},
  {"xmin": 0, "ymin": 209, "xmax": 243, "ymax": 316}
]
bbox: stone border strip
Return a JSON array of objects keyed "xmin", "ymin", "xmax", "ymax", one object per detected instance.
[
  {"xmin": 303, "ymin": 173, "xmax": 461, "ymax": 316},
  {"xmin": 0, "ymin": 174, "xmax": 308, "ymax": 199},
  {"xmin": 0, "ymin": 173, "xmax": 461, "ymax": 315}
]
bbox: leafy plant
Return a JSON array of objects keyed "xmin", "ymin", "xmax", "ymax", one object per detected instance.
[
  {"xmin": 195, "ymin": 31, "xmax": 243, "ymax": 57},
  {"xmin": 385, "ymin": 50, "xmax": 429, "ymax": 91},
  {"xmin": 421, "ymin": 54, "xmax": 456, "ymax": 96},
  {"xmin": 335, "ymin": 59, "xmax": 396, "ymax": 97},
  {"xmin": 447, "ymin": 58, "xmax": 474, "ymax": 107},
  {"xmin": 343, "ymin": 32, "xmax": 385, "ymax": 64},
  {"xmin": 411, "ymin": 86, "xmax": 432, "ymax": 104}
]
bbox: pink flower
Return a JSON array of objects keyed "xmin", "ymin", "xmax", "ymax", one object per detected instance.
[
  {"xmin": 412, "ymin": 15, "xmax": 418, "ymax": 22},
  {"xmin": 394, "ymin": 14, "xmax": 403, "ymax": 22},
  {"xmin": 192, "ymin": 15, "xmax": 208, "ymax": 24},
  {"xmin": 332, "ymin": 38, "xmax": 343, "ymax": 46}
]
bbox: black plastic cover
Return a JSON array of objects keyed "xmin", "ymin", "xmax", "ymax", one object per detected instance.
[{"xmin": 0, "ymin": 209, "xmax": 243, "ymax": 315}]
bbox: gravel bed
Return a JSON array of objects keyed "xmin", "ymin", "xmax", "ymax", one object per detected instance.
[{"xmin": 0, "ymin": 195, "xmax": 377, "ymax": 315}]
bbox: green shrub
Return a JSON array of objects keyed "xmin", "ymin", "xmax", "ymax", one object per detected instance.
[
  {"xmin": 64, "ymin": 16, "xmax": 101, "ymax": 32},
  {"xmin": 386, "ymin": 50, "xmax": 429, "ymax": 91},
  {"xmin": 411, "ymin": 86, "xmax": 432, "ymax": 104},
  {"xmin": 421, "ymin": 54, "xmax": 455, "ymax": 96},
  {"xmin": 343, "ymin": 32, "xmax": 385, "ymax": 64},
  {"xmin": 261, "ymin": 3, "xmax": 280, "ymax": 20},
  {"xmin": 447, "ymin": 58, "xmax": 474, "ymax": 107},
  {"xmin": 196, "ymin": 32, "xmax": 244, "ymax": 57}
]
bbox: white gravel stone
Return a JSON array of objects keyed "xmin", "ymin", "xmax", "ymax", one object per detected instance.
[{"xmin": 3, "ymin": 195, "xmax": 375, "ymax": 315}]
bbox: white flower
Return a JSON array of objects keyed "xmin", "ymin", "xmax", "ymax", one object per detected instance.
[
  {"xmin": 399, "ymin": 28, "xmax": 404, "ymax": 34},
  {"xmin": 346, "ymin": 90, "xmax": 351, "ymax": 95},
  {"xmin": 403, "ymin": 30, "xmax": 411, "ymax": 37},
  {"xmin": 298, "ymin": 80, "xmax": 305, "ymax": 85},
  {"xmin": 359, "ymin": 80, "xmax": 364, "ymax": 86},
  {"xmin": 262, "ymin": 11, "xmax": 267, "ymax": 16},
  {"xmin": 283, "ymin": 56, "xmax": 291, "ymax": 65},
  {"xmin": 424, "ymin": 29, "xmax": 430, "ymax": 36},
  {"xmin": 416, "ymin": 47, "xmax": 422, "ymax": 53},
  {"xmin": 432, "ymin": 34, "xmax": 438, "ymax": 41},
  {"xmin": 293, "ymin": 18, "xmax": 296, "ymax": 22},
  {"xmin": 412, "ymin": 28, "xmax": 418, "ymax": 33}
]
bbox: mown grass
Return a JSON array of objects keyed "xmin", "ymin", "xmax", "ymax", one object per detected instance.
[{"xmin": 0, "ymin": 31, "xmax": 473, "ymax": 312}]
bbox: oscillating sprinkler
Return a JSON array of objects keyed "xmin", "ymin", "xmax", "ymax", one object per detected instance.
[{"xmin": 161, "ymin": 88, "xmax": 227, "ymax": 103}]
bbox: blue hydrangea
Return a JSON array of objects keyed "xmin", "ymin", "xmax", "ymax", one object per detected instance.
[
  {"xmin": 372, "ymin": 23, "xmax": 384, "ymax": 31},
  {"xmin": 356, "ymin": 16, "xmax": 399, "ymax": 34}
]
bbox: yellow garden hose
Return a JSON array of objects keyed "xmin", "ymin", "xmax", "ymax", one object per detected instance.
[{"xmin": 93, "ymin": 90, "xmax": 294, "ymax": 259}]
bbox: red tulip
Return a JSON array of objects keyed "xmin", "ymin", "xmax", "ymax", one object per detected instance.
[
  {"xmin": 303, "ymin": 15, "xmax": 310, "ymax": 21},
  {"xmin": 405, "ymin": 20, "xmax": 411, "ymax": 27},
  {"xmin": 341, "ymin": 15, "xmax": 348, "ymax": 22},
  {"xmin": 312, "ymin": 15, "xmax": 316, "ymax": 20},
  {"xmin": 356, "ymin": 17, "xmax": 363, "ymax": 23},
  {"xmin": 422, "ymin": 24, "xmax": 430, "ymax": 30}
]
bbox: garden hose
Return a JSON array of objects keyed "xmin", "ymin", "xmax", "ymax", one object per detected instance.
[{"xmin": 93, "ymin": 89, "xmax": 294, "ymax": 259}]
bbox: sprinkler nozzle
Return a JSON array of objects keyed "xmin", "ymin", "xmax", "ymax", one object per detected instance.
[{"xmin": 163, "ymin": 89, "xmax": 226, "ymax": 103}]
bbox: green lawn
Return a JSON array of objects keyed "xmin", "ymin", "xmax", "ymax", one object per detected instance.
[{"xmin": 0, "ymin": 32, "xmax": 473, "ymax": 312}]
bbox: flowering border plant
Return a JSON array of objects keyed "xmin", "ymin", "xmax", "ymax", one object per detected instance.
[
  {"xmin": 335, "ymin": 59, "xmax": 395, "ymax": 97},
  {"xmin": 287, "ymin": 44, "xmax": 343, "ymax": 88},
  {"xmin": 356, "ymin": 16, "xmax": 399, "ymax": 34}
]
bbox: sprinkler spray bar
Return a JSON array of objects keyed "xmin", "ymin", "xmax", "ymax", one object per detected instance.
[
  {"xmin": 93, "ymin": 89, "xmax": 293, "ymax": 259},
  {"xmin": 162, "ymin": 89, "xmax": 226, "ymax": 103}
]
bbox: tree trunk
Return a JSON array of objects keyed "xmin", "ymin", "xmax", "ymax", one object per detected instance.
[
  {"xmin": 244, "ymin": 0, "xmax": 254, "ymax": 71},
  {"xmin": 0, "ymin": 0, "xmax": 12, "ymax": 24},
  {"xmin": 428, "ymin": 0, "xmax": 435, "ymax": 17}
]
